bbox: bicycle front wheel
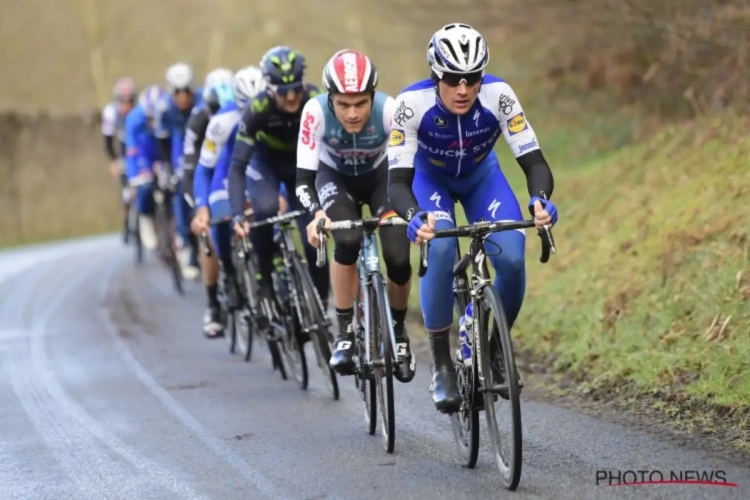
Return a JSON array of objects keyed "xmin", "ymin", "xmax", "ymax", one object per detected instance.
[
  {"xmin": 372, "ymin": 277, "xmax": 395, "ymax": 453},
  {"xmin": 292, "ymin": 253, "xmax": 338, "ymax": 400},
  {"xmin": 154, "ymin": 198, "xmax": 183, "ymax": 296},
  {"xmin": 477, "ymin": 286, "xmax": 522, "ymax": 490}
]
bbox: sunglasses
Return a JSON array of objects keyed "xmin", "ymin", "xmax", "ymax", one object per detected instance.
[
  {"xmin": 269, "ymin": 82, "xmax": 304, "ymax": 97},
  {"xmin": 441, "ymin": 71, "xmax": 483, "ymax": 87}
]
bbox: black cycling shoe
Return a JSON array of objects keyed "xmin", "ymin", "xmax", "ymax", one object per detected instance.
[
  {"xmin": 428, "ymin": 331, "xmax": 461, "ymax": 413},
  {"xmin": 393, "ymin": 322, "xmax": 416, "ymax": 383},
  {"xmin": 203, "ymin": 306, "xmax": 224, "ymax": 339},
  {"xmin": 329, "ymin": 329, "xmax": 356, "ymax": 375}
]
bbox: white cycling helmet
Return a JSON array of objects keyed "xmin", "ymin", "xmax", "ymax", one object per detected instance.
[
  {"xmin": 203, "ymin": 67, "xmax": 234, "ymax": 101},
  {"xmin": 165, "ymin": 62, "xmax": 194, "ymax": 92},
  {"xmin": 427, "ymin": 23, "xmax": 489, "ymax": 78},
  {"xmin": 233, "ymin": 66, "xmax": 266, "ymax": 106}
]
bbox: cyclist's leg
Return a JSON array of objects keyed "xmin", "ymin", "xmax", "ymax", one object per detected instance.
[
  {"xmin": 412, "ymin": 168, "xmax": 461, "ymax": 411},
  {"xmin": 135, "ymin": 181, "xmax": 157, "ymax": 250},
  {"xmin": 284, "ymin": 169, "xmax": 330, "ymax": 308},
  {"xmin": 368, "ymin": 162, "xmax": 414, "ymax": 380},
  {"xmin": 315, "ymin": 166, "xmax": 362, "ymax": 373},
  {"xmin": 246, "ymin": 159, "xmax": 281, "ymax": 293},
  {"xmin": 173, "ymin": 183, "xmax": 199, "ymax": 278},
  {"xmin": 458, "ymin": 154, "xmax": 526, "ymax": 329}
]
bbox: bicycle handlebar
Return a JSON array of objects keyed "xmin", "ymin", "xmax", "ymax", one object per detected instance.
[
  {"xmin": 315, "ymin": 216, "xmax": 408, "ymax": 268},
  {"xmin": 248, "ymin": 209, "xmax": 306, "ymax": 229},
  {"xmin": 417, "ymin": 219, "xmax": 557, "ymax": 277}
]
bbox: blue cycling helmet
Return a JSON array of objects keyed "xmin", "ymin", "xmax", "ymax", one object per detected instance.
[
  {"xmin": 260, "ymin": 46, "xmax": 306, "ymax": 91},
  {"xmin": 204, "ymin": 82, "xmax": 235, "ymax": 114},
  {"xmin": 138, "ymin": 84, "xmax": 167, "ymax": 117}
]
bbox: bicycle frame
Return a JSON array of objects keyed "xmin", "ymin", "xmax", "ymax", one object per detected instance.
[{"xmin": 352, "ymin": 227, "xmax": 397, "ymax": 379}]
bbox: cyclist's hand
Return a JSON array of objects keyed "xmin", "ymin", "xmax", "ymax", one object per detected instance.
[
  {"xmin": 307, "ymin": 210, "xmax": 330, "ymax": 247},
  {"xmin": 529, "ymin": 197, "xmax": 558, "ymax": 229},
  {"xmin": 278, "ymin": 195, "xmax": 288, "ymax": 214},
  {"xmin": 233, "ymin": 216, "xmax": 250, "ymax": 238},
  {"xmin": 109, "ymin": 160, "xmax": 123, "ymax": 177},
  {"xmin": 191, "ymin": 206, "xmax": 210, "ymax": 234},
  {"xmin": 407, "ymin": 211, "xmax": 436, "ymax": 244}
]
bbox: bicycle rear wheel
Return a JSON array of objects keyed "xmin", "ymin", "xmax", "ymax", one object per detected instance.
[
  {"xmin": 478, "ymin": 286, "xmax": 522, "ymax": 490},
  {"xmin": 292, "ymin": 253, "xmax": 338, "ymax": 400},
  {"xmin": 372, "ymin": 277, "xmax": 395, "ymax": 453},
  {"xmin": 154, "ymin": 196, "xmax": 183, "ymax": 296},
  {"xmin": 129, "ymin": 203, "xmax": 143, "ymax": 264}
]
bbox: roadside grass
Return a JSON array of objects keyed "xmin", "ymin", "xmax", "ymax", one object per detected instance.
[{"xmin": 510, "ymin": 111, "xmax": 750, "ymax": 444}]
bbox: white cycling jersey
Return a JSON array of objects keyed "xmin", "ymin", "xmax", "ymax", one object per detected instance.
[
  {"xmin": 101, "ymin": 102, "xmax": 126, "ymax": 141},
  {"xmin": 198, "ymin": 102, "xmax": 241, "ymax": 169}
]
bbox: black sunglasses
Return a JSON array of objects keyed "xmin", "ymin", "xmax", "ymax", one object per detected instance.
[{"xmin": 441, "ymin": 71, "xmax": 483, "ymax": 87}]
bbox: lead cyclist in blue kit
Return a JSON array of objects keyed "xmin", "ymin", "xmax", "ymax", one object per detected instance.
[{"xmin": 387, "ymin": 23, "xmax": 559, "ymax": 413}]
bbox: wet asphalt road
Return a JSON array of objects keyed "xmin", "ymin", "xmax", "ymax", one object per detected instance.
[{"xmin": 0, "ymin": 236, "xmax": 747, "ymax": 500}]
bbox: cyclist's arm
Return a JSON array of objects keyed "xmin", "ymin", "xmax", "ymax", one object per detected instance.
[
  {"xmin": 182, "ymin": 110, "xmax": 209, "ymax": 205},
  {"xmin": 228, "ymin": 103, "xmax": 262, "ymax": 217},
  {"xmin": 153, "ymin": 100, "xmax": 173, "ymax": 166},
  {"xmin": 491, "ymin": 80, "xmax": 554, "ymax": 199},
  {"xmin": 387, "ymin": 93, "xmax": 423, "ymax": 221},
  {"xmin": 381, "ymin": 95, "xmax": 398, "ymax": 133},
  {"xmin": 101, "ymin": 103, "xmax": 118, "ymax": 161},
  {"xmin": 295, "ymin": 98, "xmax": 326, "ymax": 215}
]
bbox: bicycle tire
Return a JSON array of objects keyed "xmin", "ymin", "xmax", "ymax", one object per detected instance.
[
  {"xmin": 478, "ymin": 285, "xmax": 522, "ymax": 490},
  {"xmin": 450, "ymin": 267, "xmax": 480, "ymax": 468},
  {"xmin": 155, "ymin": 199, "xmax": 183, "ymax": 296},
  {"xmin": 130, "ymin": 204, "xmax": 143, "ymax": 264},
  {"xmin": 236, "ymin": 248, "xmax": 262, "ymax": 363},
  {"xmin": 355, "ymin": 286, "xmax": 377, "ymax": 435},
  {"xmin": 372, "ymin": 277, "xmax": 395, "ymax": 453},
  {"xmin": 283, "ymin": 300, "xmax": 308, "ymax": 390},
  {"xmin": 291, "ymin": 252, "xmax": 339, "ymax": 400}
]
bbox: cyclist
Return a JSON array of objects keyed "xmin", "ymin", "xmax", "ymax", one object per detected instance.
[
  {"xmin": 387, "ymin": 23, "xmax": 559, "ymax": 413},
  {"xmin": 102, "ymin": 76, "xmax": 137, "ymax": 243},
  {"xmin": 295, "ymin": 49, "xmax": 415, "ymax": 382},
  {"xmin": 229, "ymin": 46, "xmax": 330, "ymax": 311},
  {"xmin": 124, "ymin": 84, "xmax": 169, "ymax": 251},
  {"xmin": 182, "ymin": 67, "xmax": 235, "ymax": 208},
  {"xmin": 191, "ymin": 67, "xmax": 264, "ymax": 337},
  {"xmin": 183, "ymin": 68, "xmax": 235, "ymax": 336},
  {"xmin": 194, "ymin": 71, "xmax": 292, "ymax": 337},
  {"xmin": 155, "ymin": 62, "xmax": 203, "ymax": 280}
]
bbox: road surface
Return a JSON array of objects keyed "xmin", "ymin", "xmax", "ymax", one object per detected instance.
[{"xmin": 0, "ymin": 236, "xmax": 747, "ymax": 499}]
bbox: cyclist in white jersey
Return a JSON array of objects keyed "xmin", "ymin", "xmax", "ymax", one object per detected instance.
[
  {"xmin": 101, "ymin": 77, "xmax": 137, "ymax": 243},
  {"xmin": 295, "ymin": 49, "xmax": 414, "ymax": 382}
]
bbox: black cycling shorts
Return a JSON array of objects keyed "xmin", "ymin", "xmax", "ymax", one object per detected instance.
[{"xmin": 315, "ymin": 160, "xmax": 412, "ymax": 285}]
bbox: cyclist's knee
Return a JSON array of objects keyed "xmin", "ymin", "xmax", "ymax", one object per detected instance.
[
  {"xmin": 383, "ymin": 247, "xmax": 411, "ymax": 286},
  {"xmin": 250, "ymin": 191, "xmax": 279, "ymax": 219},
  {"xmin": 427, "ymin": 235, "xmax": 457, "ymax": 273},
  {"xmin": 332, "ymin": 229, "xmax": 362, "ymax": 266},
  {"xmin": 487, "ymin": 232, "xmax": 525, "ymax": 278}
]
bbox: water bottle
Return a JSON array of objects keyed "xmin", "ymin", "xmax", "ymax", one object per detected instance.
[{"xmin": 458, "ymin": 305, "xmax": 473, "ymax": 366}]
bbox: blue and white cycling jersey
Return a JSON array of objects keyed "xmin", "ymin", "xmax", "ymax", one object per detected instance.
[
  {"xmin": 387, "ymin": 74, "xmax": 542, "ymax": 331},
  {"xmin": 296, "ymin": 91, "xmax": 396, "ymax": 176},
  {"xmin": 193, "ymin": 101, "xmax": 242, "ymax": 216},
  {"xmin": 387, "ymin": 75, "xmax": 539, "ymax": 177},
  {"xmin": 124, "ymin": 104, "xmax": 160, "ymax": 184},
  {"xmin": 154, "ymin": 89, "xmax": 204, "ymax": 171}
]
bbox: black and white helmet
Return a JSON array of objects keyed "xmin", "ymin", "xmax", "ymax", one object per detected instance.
[
  {"xmin": 427, "ymin": 23, "xmax": 489, "ymax": 78},
  {"xmin": 165, "ymin": 62, "xmax": 194, "ymax": 92}
]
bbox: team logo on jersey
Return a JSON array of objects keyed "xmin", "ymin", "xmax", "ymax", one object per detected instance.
[
  {"xmin": 434, "ymin": 116, "xmax": 448, "ymax": 128},
  {"xmin": 507, "ymin": 113, "xmax": 528, "ymax": 136},
  {"xmin": 389, "ymin": 129, "xmax": 405, "ymax": 146},
  {"xmin": 204, "ymin": 139, "xmax": 217, "ymax": 153},
  {"xmin": 429, "ymin": 158, "xmax": 446, "ymax": 167}
]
